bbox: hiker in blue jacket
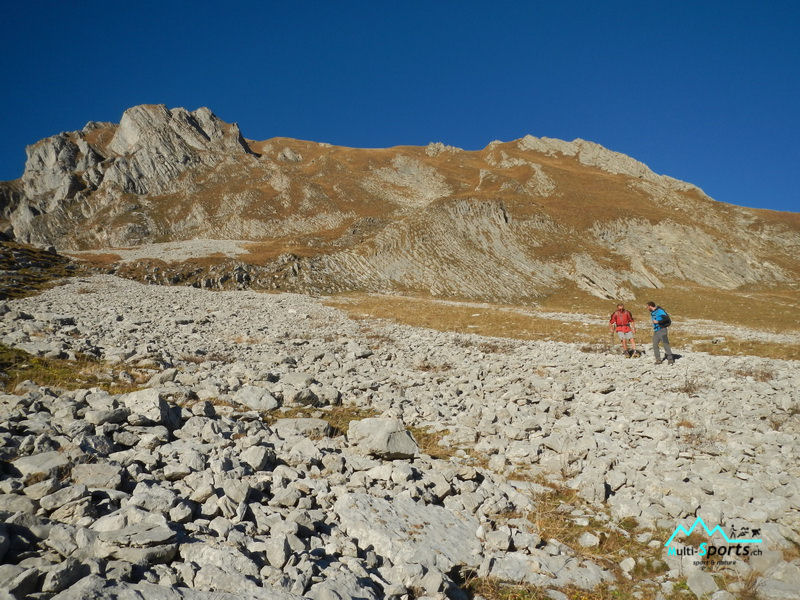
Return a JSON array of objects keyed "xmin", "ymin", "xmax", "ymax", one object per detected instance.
[{"xmin": 646, "ymin": 301, "xmax": 674, "ymax": 365}]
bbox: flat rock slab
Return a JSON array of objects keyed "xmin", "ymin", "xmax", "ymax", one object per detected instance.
[
  {"xmin": 13, "ymin": 451, "xmax": 70, "ymax": 482},
  {"xmin": 97, "ymin": 522, "xmax": 176, "ymax": 547},
  {"xmin": 179, "ymin": 542, "xmax": 260, "ymax": 578},
  {"xmin": 334, "ymin": 492, "xmax": 481, "ymax": 571},
  {"xmin": 0, "ymin": 494, "xmax": 37, "ymax": 514},
  {"xmin": 72, "ymin": 463, "xmax": 124, "ymax": 489},
  {"xmin": 119, "ymin": 388, "xmax": 180, "ymax": 429}
]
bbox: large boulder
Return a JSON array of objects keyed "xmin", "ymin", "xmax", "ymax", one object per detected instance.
[
  {"xmin": 119, "ymin": 389, "xmax": 181, "ymax": 429},
  {"xmin": 334, "ymin": 492, "xmax": 481, "ymax": 572},
  {"xmin": 347, "ymin": 418, "xmax": 419, "ymax": 459},
  {"xmin": 12, "ymin": 451, "xmax": 70, "ymax": 483},
  {"xmin": 233, "ymin": 385, "xmax": 278, "ymax": 411}
]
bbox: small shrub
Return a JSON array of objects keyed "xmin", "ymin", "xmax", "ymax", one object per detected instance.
[
  {"xmin": 415, "ymin": 360, "xmax": 452, "ymax": 372},
  {"xmin": 671, "ymin": 377, "xmax": 706, "ymax": 396},
  {"xmin": 733, "ymin": 366, "xmax": 775, "ymax": 382}
]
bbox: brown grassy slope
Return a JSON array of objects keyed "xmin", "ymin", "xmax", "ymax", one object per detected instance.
[{"xmin": 326, "ymin": 291, "xmax": 800, "ymax": 360}]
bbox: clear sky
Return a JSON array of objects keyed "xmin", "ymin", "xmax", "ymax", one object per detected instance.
[{"xmin": 1, "ymin": 1, "xmax": 798, "ymax": 212}]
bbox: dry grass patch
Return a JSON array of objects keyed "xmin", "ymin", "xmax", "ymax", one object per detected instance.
[
  {"xmin": 464, "ymin": 577, "xmax": 667, "ymax": 600},
  {"xmin": 479, "ymin": 341, "xmax": 515, "ymax": 354},
  {"xmin": 462, "ymin": 578, "xmax": 549, "ymax": 600},
  {"xmin": 0, "ymin": 343, "xmax": 140, "ymax": 394},
  {"xmin": 690, "ymin": 338, "xmax": 800, "ymax": 361},
  {"xmin": 83, "ymin": 123, "xmax": 116, "ymax": 147},
  {"xmin": 541, "ymin": 279, "xmax": 800, "ymax": 335},
  {"xmin": 671, "ymin": 377, "xmax": 707, "ymax": 396},
  {"xmin": 322, "ymin": 405, "xmax": 380, "ymax": 435},
  {"xmin": 262, "ymin": 404, "xmax": 379, "ymax": 436},
  {"xmin": 732, "ymin": 366, "xmax": 776, "ymax": 382},
  {"xmin": 325, "ymin": 294, "xmax": 604, "ymax": 345},
  {"xmin": 358, "ymin": 325, "xmax": 394, "ymax": 349},
  {"xmin": 327, "ymin": 292, "xmax": 800, "ymax": 361},
  {"xmin": 452, "ymin": 337, "xmax": 515, "ymax": 354},
  {"xmin": 0, "ymin": 241, "xmax": 80, "ymax": 300},
  {"xmin": 518, "ymin": 479, "xmax": 671, "ymax": 588},
  {"xmin": 408, "ymin": 426, "xmax": 457, "ymax": 460},
  {"xmin": 415, "ymin": 360, "xmax": 453, "ymax": 373},
  {"xmin": 68, "ymin": 252, "xmax": 122, "ymax": 268},
  {"xmin": 640, "ymin": 283, "xmax": 800, "ymax": 333}
]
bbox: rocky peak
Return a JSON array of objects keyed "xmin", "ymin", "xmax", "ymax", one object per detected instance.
[
  {"xmin": 108, "ymin": 104, "xmax": 249, "ymax": 157},
  {"xmin": 3, "ymin": 104, "xmax": 255, "ymax": 245},
  {"xmin": 101, "ymin": 104, "xmax": 252, "ymax": 196}
]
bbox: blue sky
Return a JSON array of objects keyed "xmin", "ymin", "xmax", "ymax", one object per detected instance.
[{"xmin": 1, "ymin": 1, "xmax": 798, "ymax": 212}]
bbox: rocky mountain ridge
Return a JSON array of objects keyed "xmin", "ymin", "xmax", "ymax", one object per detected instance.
[{"xmin": 1, "ymin": 104, "xmax": 798, "ymax": 305}]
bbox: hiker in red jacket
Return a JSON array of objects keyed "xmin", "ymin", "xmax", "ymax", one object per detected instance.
[{"xmin": 609, "ymin": 303, "xmax": 639, "ymax": 357}]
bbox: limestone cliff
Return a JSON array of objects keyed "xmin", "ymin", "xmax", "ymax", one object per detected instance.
[{"xmin": 2, "ymin": 104, "xmax": 798, "ymax": 303}]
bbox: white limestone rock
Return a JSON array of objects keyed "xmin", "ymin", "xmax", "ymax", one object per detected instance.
[{"xmin": 347, "ymin": 418, "xmax": 419, "ymax": 459}]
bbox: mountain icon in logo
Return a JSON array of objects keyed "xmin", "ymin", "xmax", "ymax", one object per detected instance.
[{"xmin": 664, "ymin": 517, "xmax": 763, "ymax": 546}]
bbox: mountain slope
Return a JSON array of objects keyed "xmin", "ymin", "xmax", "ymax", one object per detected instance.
[{"xmin": 1, "ymin": 104, "xmax": 798, "ymax": 308}]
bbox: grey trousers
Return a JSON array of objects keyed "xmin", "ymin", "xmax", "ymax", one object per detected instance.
[{"xmin": 652, "ymin": 328, "xmax": 673, "ymax": 361}]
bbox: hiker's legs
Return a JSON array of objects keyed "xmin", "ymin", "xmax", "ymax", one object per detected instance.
[
  {"xmin": 662, "ymin": 331, "xmax": 673, "ymax": 360},
  {"xmin": 630, "ymin": 336, "xmax": 637, "ymax": 351},
  {"xmin": 617, "ymin": 332, "xmax": 628, "ymax": 352},
  {"xmin": 652, "ymin": 331, "xmax": 662, "ymax": 362}
]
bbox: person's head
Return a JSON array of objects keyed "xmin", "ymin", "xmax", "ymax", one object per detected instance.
[
  {"xmin": 646, "ymin": 301, "xmax": 656, "ymax": 312},
  {"xmin": 616, "ymin": 303, "xmax": 624, "ymax": 311}
]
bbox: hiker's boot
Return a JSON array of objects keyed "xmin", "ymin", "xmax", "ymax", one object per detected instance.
[
  {"xmin": 654, "ymin": 359, "xmax": 663, "ymax": 365},
  {"xmin": 667, "ymin": 357, "xmax": 674, "ymax": 365}
]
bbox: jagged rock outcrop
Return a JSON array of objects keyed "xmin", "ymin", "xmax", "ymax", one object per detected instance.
[
  {"xmin": 3, "ymin": 105, "xmax": 252, "ymax": 248},
  {"xmin": 104, "ymin": 105, "xmax": 251, "ymax": 195},
  {"xmin": 1, "ymin": 104, "xmax": 798, "ymax": 303}
]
